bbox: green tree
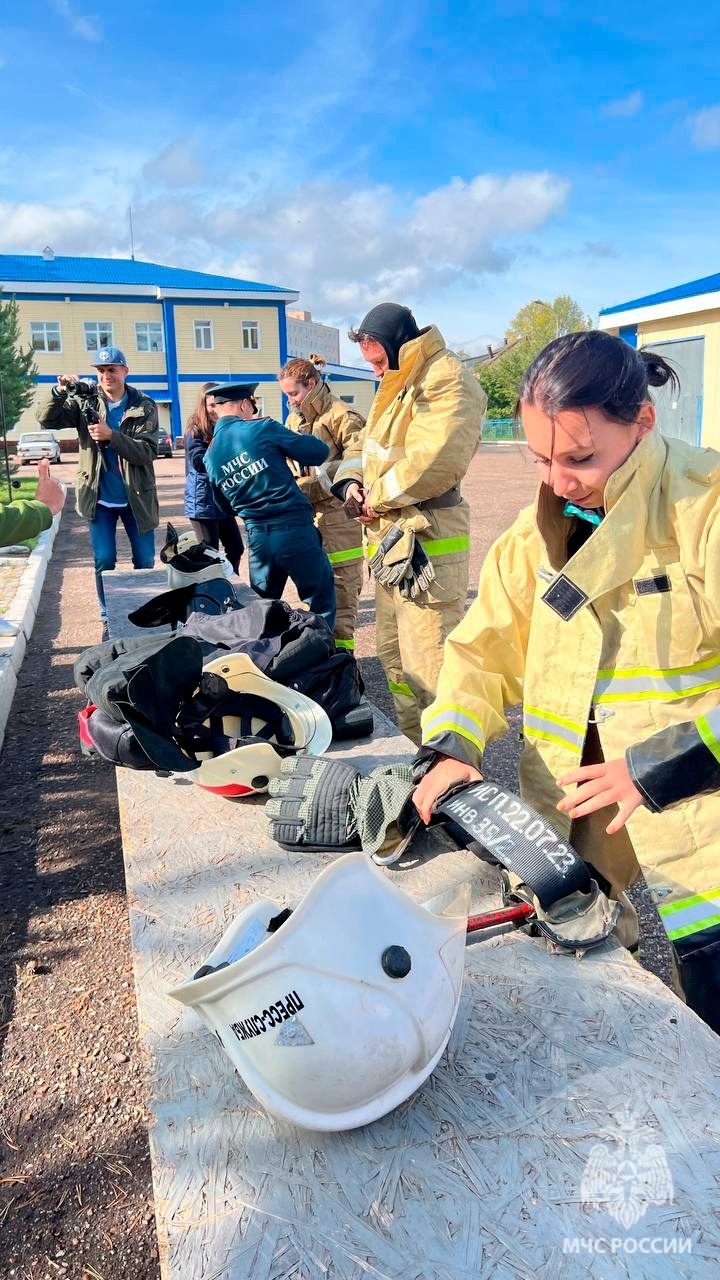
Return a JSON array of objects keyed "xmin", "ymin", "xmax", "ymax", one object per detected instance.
[
  {"xmin": 0, "ymin": 290, "xmax": 38, "ymax": 432},
  {"xmin": 477, "ymin": 295, "xmax": 591, "ymax": 419}
]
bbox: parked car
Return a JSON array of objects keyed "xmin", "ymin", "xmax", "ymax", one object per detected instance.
[
  {"xmin": 17, "ymin": 432, "xmax": 62, "ymax": 464},
  {"xmin": 157, "ymin": 431, "xmax": 173, "ymax": 459}
]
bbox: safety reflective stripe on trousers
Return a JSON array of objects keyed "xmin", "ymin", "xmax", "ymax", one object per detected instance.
[
  {"xmin": 657, "ymin": 886, "xmax": 720, "ymax": 941},
  {"xmin": 327, "ymin": 546, "xmax": 363, "ymax": 564},
  {"xmin": 388, "ymin": 678, "xmax": 414, "ymax": 698},
  {"xmin": 422, "ymin": 703, "xmax": 486, "ymax": 752},
  {"xmin": 523, "ymin": 705, "xmax": 585, "ymax": 755},
  {"xmin": 366, "ymin": 535, "xmax": 470, "ymax": 558},
  {"xmin": 696, "ymin": 706, "xmax": 720, "ymax": 763},
  {"xmin": 594, "ymin": 654, "xmax": 720, "ymax": 703},
  {"xmin": 335, "ymin": 637, "xmax": 355, "ymax": 651}
]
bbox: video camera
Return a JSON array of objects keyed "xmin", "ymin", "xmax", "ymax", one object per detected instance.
[
  {"xmin": 62, "ymin": 378, "xmax": 102, "ymax": 425},
  {"xmin": 63, "ymin": 378, "xmax": 100, "ymax": 397}
]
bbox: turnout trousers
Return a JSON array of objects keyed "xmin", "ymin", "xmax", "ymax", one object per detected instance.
[
  {"xmin": 316, "ymin": 504, "xmax": 363, "ymax": 651},
  {"xmin": 375, "ymin": 544, "xmax": 468, "ymax": 744},
  {"xmin": 246, "ymin": 512, "xmax": 336, "ymax": 636}
]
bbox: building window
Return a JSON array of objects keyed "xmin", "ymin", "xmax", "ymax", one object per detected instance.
[
  {"xmin": 135, "ymin": 321, "xmax": 164, "ymax": 352},
  {"xmin": 242, "ymin": 320, "xmax": 261, "ymax": 351},
  {"xmin": 84, "ymin": 320, "xmax": 114, "ymax": 352},
  {"xmin": 30, "ymin": 321, "xmax": 62, "ymax": 353},
  {"xmin": 194, "ymin": 320, "xmax": 213, "ymax": 350},
  {"xmin": 339, "ymin": 394, "xmax": 356, "ymax": 405}
]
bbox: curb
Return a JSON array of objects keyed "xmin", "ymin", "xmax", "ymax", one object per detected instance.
[{"xmin": 0, "ymin": 506, "xmax": 64, "ymax": 754}]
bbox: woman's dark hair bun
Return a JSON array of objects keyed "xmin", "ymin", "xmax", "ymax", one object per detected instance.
[
  {"xmin": 519, "ymin": 329, "xmax": 681, "ymax": 424},
  {"xmin": 640, "ymin": 350, "xmax": 678, "ymax": 390}
]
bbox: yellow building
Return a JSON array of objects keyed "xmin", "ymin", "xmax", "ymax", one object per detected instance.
[
  {"xmin": 0, "ymin": 251, "xmax": 376, "ymax": 440},
  {"xmin": 599, "ymin": 273, "xmax": 720, "ymax": 448}
]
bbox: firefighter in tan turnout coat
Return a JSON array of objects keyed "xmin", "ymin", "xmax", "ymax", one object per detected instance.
[
  {"xmin": 338, "ymin": 304, "xmax": 485, "ymax": 743},
  {"xmin": 414, "ymin": 330, "xmax": 720, "ymax": 1036},
  {"xmin": 280, "ymin": 358, "xmax": 365, "ymax": 651}
]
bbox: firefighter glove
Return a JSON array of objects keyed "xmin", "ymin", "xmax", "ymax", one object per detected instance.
[
  {"xmin": 398, "ymin": 541, "xmax": 436, "ymax": 599},
  {"xmin": 368, "ymin": 524, "xmax": 416, "ymax": 588},
  {"xmin": 266, "ymin": 755, "xmax": 416, "ymax": 858}
]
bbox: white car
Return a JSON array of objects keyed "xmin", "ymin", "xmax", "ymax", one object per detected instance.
[{"xmin": 16, "ymin": 432, "xmax": 62, "ymax": 464}]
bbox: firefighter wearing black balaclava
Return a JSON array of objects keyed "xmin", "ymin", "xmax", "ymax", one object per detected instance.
[{"xmin": 335, "ymin": 304, "xmax": 486, "ymax": 744}]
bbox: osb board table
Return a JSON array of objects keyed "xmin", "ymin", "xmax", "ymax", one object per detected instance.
[
  {"xmin": 105, "ymin": 575, "xmax": 720, "ymax": 1279},
  {"xmin": 102, "ymin": 566, "xmax": 255, "ymax": 638}
]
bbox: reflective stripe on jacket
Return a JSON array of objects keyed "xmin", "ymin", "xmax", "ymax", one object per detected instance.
[{"xmin": 421, "ymin": 430, "xmax": 720, "ymax": 930}]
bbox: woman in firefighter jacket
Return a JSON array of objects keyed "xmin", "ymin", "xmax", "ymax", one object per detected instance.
[
  {"xmin": 414, "ymin": 329, "xmax": 720, "ymax": 1034},
  {"xmin": 279, "ymin": 357, "xmax": 365, "ymax": 651}
]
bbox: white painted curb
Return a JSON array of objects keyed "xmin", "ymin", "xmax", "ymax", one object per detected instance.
[{"xmin": 0, "ymin": 504, "xmax": 64, "ymax": 754}]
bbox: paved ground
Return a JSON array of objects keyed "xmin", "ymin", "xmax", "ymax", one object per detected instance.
[{"xmin": 0, "ymin": 447, "xmax": 671, "ymax": 1278}]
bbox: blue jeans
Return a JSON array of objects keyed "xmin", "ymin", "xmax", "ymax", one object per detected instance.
[
  {"xmin": 89, "ymin": 503, "xmax": 155, "ymax": 619},
  {"xmin": 246, "ymin": 513, "xmax": 336, "ymax": 634}
]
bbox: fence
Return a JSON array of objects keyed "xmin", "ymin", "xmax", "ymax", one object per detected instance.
[{"xmin": 482, "ymin": 418, "xmax": 525, "ymax": 442}]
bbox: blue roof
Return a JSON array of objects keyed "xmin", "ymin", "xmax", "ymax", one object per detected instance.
[
  {"xmin": 0, "ymin": 254, "xmax": 294, "ymax": 295},
  {"xmin": 600, "ymin": 271, "xmax": 720, "ymax": 317}
]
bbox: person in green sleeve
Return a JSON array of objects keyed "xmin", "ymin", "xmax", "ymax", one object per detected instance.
[{"xmin": 0, "ymin": 461, "xmax": 65, "ymax": 637}]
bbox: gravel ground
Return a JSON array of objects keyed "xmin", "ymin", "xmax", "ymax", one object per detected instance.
[{"xmin": 0, "ymin": 446, "xmax": 672, "ymax": 1278}]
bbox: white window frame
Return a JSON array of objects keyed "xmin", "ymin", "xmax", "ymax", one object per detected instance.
[
  {"xmin": 194, "ymin": 319, "xmax": 214, "ymax": 351},
  {"xmin": 83, "ymin": 320, "xmax": 115, "ymax": 352},
  {"xmin": 135, "ymin": 321, "xmax": 165, "ymax": 353},
  {"xmin": 242, "ymin": 320, "xmax": 261, "ymax": 351},
  {"xmin": 29, "ymin": 321, "xmax": 62, "ymax": 353},
  {"xmin": 339, "ymin": 394, "xmax": 356, "ymax": 405}
]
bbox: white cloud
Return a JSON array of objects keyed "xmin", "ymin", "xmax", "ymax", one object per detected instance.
[
  {"xmin": 0, "ymin": 201, "xmax": 120, "ymax": 254},
  {"xmin": 125, "ymin": 169, "xmax": 569, "ymax": 324},
  {"xmin": 140, "ymin": 141, "xmax": 204, "ymax": 190},
  {"xmin": 688, "ymin": 105, "xmax": 720, "ymax": 150},
  {"xmin": 0, "ymin": 160, "xmax": 570, "ymax": 352},
  {"xmin": 50, "ymin": 0, "xmax": 102, "ymax": 43},
  {"xmin": 601, "ymin": 90, "xmax": 644, "ymax": 119}
]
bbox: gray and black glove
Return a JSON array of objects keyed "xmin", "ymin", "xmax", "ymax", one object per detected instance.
[
  {"xmin": 367, "ymin": 524, "xmax": 415, "ymax": 588},
  {"xmin": 398, "ymin": 541, "xmax": 436, "ymax": 599},
  {"xmin": 265, "ymin": 755, "xmax": 417, "ymax": 858}
]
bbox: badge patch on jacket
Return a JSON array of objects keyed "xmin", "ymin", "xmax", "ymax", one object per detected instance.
[
  {"xmin": 541, "ymin": 574, "xmax": 588, "ymax": 620},
  {"xmin": 634, "ymin": 573, "xmax": 672, "ymax": 596}
]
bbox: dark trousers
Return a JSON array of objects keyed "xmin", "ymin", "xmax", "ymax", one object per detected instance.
[
  {"xmin": 89, "ymin": 503, "xmax": 155, "ymax": 619},
  {"xmin": 189, "ymin": 516, "xmax": 244, "ymax": 573},
  {"xmin": 246, "ymin": 514, "xmax": 336, "ymax": 634}
]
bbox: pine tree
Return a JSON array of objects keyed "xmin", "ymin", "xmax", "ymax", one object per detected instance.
[{"xmin": 0, "ymin": 289, "xmax": 38, "ymax": 434}]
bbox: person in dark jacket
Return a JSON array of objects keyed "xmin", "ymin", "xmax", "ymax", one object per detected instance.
[
  {"xmin": 37, "ymin": 346, "xmax": 159, "ymax": 628},
  {"xmin": 204, "ymin": 382, "xmax": 336, "ymax": 632},
  {"xmin": 183, "ymin": 383, "xmax": 244, "ymax": 572}
]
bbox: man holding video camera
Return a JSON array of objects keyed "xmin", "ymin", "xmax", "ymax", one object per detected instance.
[{"xmin": 37, "ymin": 347, "xmax": 160, "ymax": 632}]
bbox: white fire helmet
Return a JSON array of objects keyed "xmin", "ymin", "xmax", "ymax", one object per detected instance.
[
  {"xmin": 190, "ymin": 653, "xmax": 332, "ymax": 798},
  {"xmin": 165, "ymin": 530, "xmax": 233, "ymax": 589},
  {"xmin": 168, "ymin": 852, "xmax": 469, "ymax": 1131}
]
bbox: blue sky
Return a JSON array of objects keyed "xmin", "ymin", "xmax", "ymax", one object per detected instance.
[{"xmin": 1, "ymin": 0, "xmax": 719, "ymax": 358}]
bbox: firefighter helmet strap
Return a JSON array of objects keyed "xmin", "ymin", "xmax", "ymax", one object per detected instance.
[{"xmin": 434, "ymin": 781, "xmax": 592, "ymax": 910}]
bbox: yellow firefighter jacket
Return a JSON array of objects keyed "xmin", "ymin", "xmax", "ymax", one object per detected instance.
[
  {"xmin": 421, "ymin": 429, "xmax": 720, "ymax": 929},
  {"xmin": 286, "ymin": 380, "xmax": 365, "ymax": 515},
  {"xmin": 334, "ymin": 326, "xmax": 486, "ymax": 598}
]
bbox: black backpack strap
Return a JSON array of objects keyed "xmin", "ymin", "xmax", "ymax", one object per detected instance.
[{"xmin": 434, "ymin": 781, "xmax": 591, "ymax": 910}]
